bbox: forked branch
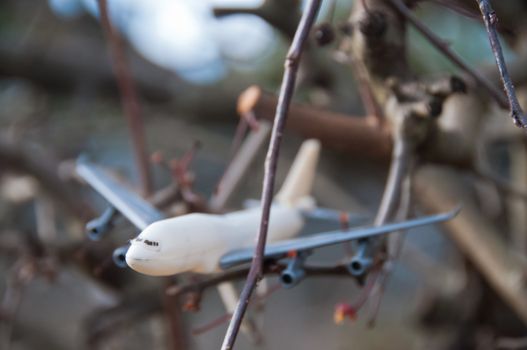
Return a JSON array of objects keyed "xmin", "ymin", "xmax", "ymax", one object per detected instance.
[
  {"xmin": 387, "ymin": 0, "xmax": 508, "ymax": 109},
  {"xmin": 220, "ymin": 1, "xmax": 322, "ymax": 348}
]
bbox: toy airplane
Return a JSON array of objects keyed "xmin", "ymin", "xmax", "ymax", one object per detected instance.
[
  {"xmin": 77, "ymin": 139, "xmax": 458, "ymax": 330},
  {"xmin": 77, "ymin": 139, "xmax": 459, "ymax": 282}
]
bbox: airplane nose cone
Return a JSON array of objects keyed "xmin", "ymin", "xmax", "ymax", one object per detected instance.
[{"xmin": 125, "ymin": 244, "xmax": 159, "ymax": 275}]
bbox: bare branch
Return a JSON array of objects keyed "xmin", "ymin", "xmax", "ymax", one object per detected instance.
[
  {"xmin": 248, "ymin": 87, "xmax": 475, "ymax": 167},
  {"xmin": 476, "ymin": 0, "xmax": 527, "ymax": 128},
  {"xmin": 167, "ymin": 263, "xmax": 349, "ymax": 298},
  {"xmin": 221, "ymin": 2, "xmax": 322, "ymax": 348},
  {"xmin": 209, "ymin": 118, "xmax": 271, "ymax": 212},
  {"xmin": 246, "ymin": 86, "xmax": 392, "ymax": 157},
  {"xmin": 97, "ymin": 0, "xmax": 153, "ymax": 195},
  {"xmin": 361, "ymin": 114, "xmax": 415, "ymax": 325},
  {"xmin": 336, "ymin": 48, "xmax": 385, "ymax": 124},
  {"xmin": 387, "ymin": 0, "xmax": 508, "ymax": 109},
  {"xmin": 373, "ymin": 132, "xmax": 413, "ymax": 226},
  {"xmin": 366, "ymin": 172, "xmax": 412, "ymax": 326}
]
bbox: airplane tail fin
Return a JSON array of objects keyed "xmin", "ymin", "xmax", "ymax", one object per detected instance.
[{"xmin": 275, "ymin": 139, "xmax": 320, "ymax": 207}]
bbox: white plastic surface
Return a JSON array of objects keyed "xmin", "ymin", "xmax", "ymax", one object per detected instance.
[{"xmin": 125, "ymin": 139, "xmax": 320, "ymax": 276}]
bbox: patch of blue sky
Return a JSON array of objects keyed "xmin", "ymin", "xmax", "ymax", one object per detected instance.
[{"xmin": 48, "ymin": 0, "xmax": 275, "ymax": 84}]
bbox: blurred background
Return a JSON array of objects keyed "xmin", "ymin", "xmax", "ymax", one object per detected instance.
[{"xmin": 1, "ymin": 0, "xmax": 527, "ymax": 349}]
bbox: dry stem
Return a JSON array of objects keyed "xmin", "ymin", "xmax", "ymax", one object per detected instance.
[
  {"xmin": 476, "ymin": 0, "xmax": 527, "ymax": 128},
  {"xmin": 97, "ymin": 0, "xmax": 153, "ymax": 195},
  {"xmin": 221, "ymin": 1, "xmax": 322, "ymax": 348}
]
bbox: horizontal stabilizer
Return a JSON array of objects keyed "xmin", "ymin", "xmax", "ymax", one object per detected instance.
[
  {"xmin": 243, "ymin": 199, "xmax": 369, "ymax": 224},
  {"xmin": 276, "ymin": 139, "xmax": 320, "ymax": 206}
]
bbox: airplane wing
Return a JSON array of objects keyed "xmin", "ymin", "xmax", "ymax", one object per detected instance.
[
  {"xmin": 76, "ymin": 158, "xmax": 165, "ymax": 231},
  {"xmin": 219, "ymin": 207, "xmax": 460, "ymax": 270}
]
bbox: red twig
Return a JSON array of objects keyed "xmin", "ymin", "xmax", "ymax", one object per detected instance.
[
  {"xmin": 97, "ymin": 0, "xmax": 153, "ymax": 195},
  {"xmin": 334, "ymin": 268, "xmax": 379, "ymax": 324},
  {"xmin": 476, "ymin": 0, "xmax": 527, "ymax": 128},
  {"xmin": 193, "ymin": 314, "xmax": 232, "ymax": 336},
  {"xmin": 191, "ymin": 283, "xmax": 281, "ymax": 336},
  {"xmin": 220, "ymin": 1, "xmax": 322, "ymax": 348}
]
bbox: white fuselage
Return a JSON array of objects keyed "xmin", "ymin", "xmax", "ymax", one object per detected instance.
[{"xmin": 125, "ymin": 204, "xmax": 304, "ymax": 276}]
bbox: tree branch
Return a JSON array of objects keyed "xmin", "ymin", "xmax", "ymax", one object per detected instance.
[
  {"xmin": 209, "ymin": 118, "xmax": 272, "ymax": 212},
  {"xmin": 387, "ymin": 0, "xmax": 508, "ymax": 109},
  {"xmin": 97, "ymin": 0, "xmax": 153, "ymax": 195},
  {"xmin": 167, "ymin": 264, "xmax": 350, "ymax": 299},
  {"xmin": 221, "ymin": 1, "xmax": 322, "ymax": 348},
  {"xmin": 243, "ymin": 86, "xmax": 477, "ymax": 167},
  {"xmin": 242, "ymin": 86, "xmax": 392, "ymax": 157},
  {"xmin": 476, "ymin": 0, "xmax": 527, "ymax": 128}
]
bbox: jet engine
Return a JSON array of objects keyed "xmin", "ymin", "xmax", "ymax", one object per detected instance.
[{"xmin": 86, "ymin": 206, "xmax": 117, "ymax": 240}]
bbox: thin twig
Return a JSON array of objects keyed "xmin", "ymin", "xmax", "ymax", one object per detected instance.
[
  {"xmin": 367, "ymin": 172, "xmax": 412, "ymax": 326},
  {"xmin": 221, "ymin": 2, "xmax": 322, "ymax": 347},
  {"xmin": 387, "ymin": 0, "xmax": 508, "ymax": 109},
  {"xmin": 476, "ymin": 0, "xmax": 527, "ymax": 128},
  {"xmin": 373, "ymin": 137, "xmax": 412, "ymax": 226},
  {"xmin": 97, "ymin": 0, "xmax": 153, "ymax": 195},
  {"xmin": 334, "ymin": 267, "xmax": 380, "ymax": 324},
  {"xmin": 359, "ymin": 132, "xmax": 412, "ymax": 325},
  {"xmin": 193, "ymin": 314, "xmax": 232, "ymax": 336},
  {"xmin": 220, "ymin": 1, "xmax": 322, "ymax": 344},
  {"xmin": 361, "ymin": 111, "xmax": 416, "ymax": 325},
  {"xmin": 192, "ymin": 283, "xmax": 281, "ymax": 336},
  {"xmin": 209, "ymin": 121, "xmax": 271, "ymax": 212},
  {"xmin": 167, "ymin": 264, "xmax": 349, "ymax": 298},
  {"xmin": 350, "ymin": 52, "xmax": 385, "ymax": 125}
]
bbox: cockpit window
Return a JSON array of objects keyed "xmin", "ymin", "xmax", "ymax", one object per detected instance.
[
  {"xmin": 144, "ymin": 239, "xmax": 159, "ymax": 247},
  {"xmin": 133, "ymin": 237, "xmax": 160, "ymax": 251}
]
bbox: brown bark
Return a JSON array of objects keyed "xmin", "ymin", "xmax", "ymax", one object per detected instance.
[{"xmin": 252, "ymin": 90, "xmax": 392, "ymax": 158}]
